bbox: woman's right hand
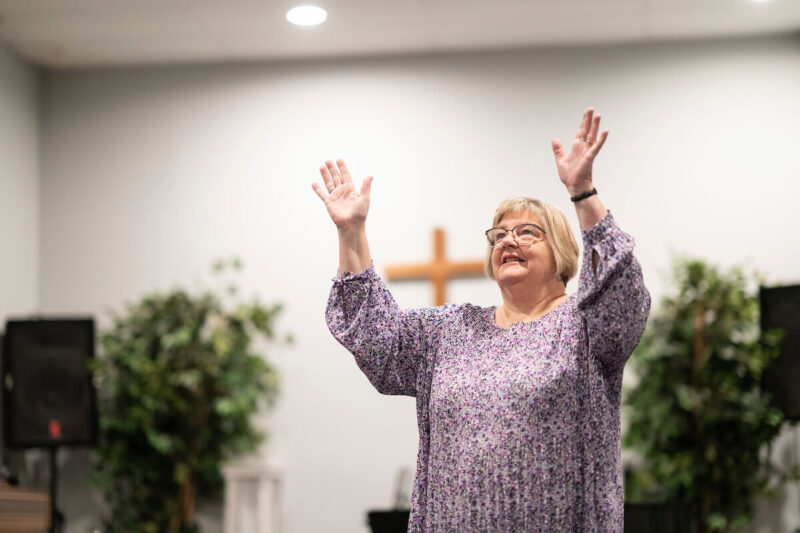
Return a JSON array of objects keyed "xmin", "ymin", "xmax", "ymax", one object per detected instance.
[{"xmin": 312, "ymin": 159, "xmax": 373, "ymax": 233}]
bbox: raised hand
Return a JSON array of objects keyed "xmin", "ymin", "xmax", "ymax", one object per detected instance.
[
  {"xmin": 312, "ymin": 159, "xmax": 374, "ymax": 232},
  {"xmin": 550, "ymin": 108, "xmax": 609, "ymax": 196}
]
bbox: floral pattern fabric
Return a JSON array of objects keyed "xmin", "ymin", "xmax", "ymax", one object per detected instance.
[{"xmin": 325, "ymin": 213, "xmax": 650, "ymax": 532}]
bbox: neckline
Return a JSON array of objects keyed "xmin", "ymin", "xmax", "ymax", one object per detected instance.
[{"xmin": 488, "ymin": 294, "xmax": 573, "ymax": 330}]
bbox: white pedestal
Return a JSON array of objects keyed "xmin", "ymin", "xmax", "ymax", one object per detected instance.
[{"xmin": 223, "ymin": 464, "xmax": 282, "ymax": 533}]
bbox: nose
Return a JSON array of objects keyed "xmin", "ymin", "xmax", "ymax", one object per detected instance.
[{"xmin": 497, "ymin": 234, "xmax": 518, "ymax": 247}]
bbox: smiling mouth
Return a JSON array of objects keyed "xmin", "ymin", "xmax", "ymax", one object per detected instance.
[{"xmin": 502, "ymin": 257, "xmax": 525, "ymax": 264}]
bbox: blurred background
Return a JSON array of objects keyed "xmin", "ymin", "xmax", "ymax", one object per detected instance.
[{"xmin": 0, "ymin": 1, "xmax": 799, "ymax": 532}]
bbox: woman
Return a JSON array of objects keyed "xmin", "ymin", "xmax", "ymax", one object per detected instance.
[{"xmin": 312, "ymin": 108, "xmax": 650, "ymax": 532}]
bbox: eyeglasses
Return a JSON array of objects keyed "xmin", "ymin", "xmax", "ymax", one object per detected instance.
[{"xmin": 485, "ymin": 223, "xmax": 546, "ymax": 247}]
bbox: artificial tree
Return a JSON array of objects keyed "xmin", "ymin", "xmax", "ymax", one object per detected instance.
[
  {"xmin": 91, "ymin": 260, "xmax": 287, "ymax": 533},
  {"xmin": 623, "ymin": 257, "xmax": 793, "ymax": 532}
]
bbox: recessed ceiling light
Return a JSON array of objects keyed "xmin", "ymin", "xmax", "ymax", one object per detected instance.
[{"xmin": 286, "ymin": 5, "xmax": 328, "ymax": 26}]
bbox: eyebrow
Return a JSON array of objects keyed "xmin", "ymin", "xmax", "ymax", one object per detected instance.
[{"xmin": 495, "ymin": 222, "xmax": 536, "ymax": 229}]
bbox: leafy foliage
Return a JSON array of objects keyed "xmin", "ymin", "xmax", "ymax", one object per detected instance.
[
  {"xmin": 91, "ymin": 260, "xmax": 287, "ymax": 533},
  {"xmin": 623, "ymin": 258, "xmax": 790, "ymax": 533}
]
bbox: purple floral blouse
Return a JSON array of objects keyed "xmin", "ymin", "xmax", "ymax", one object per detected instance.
[{"xmin": 325, "ymin": 213, "xmax": 650, "ymax": 532}]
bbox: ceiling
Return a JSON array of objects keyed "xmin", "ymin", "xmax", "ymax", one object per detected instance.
[{"xmin": 0, "ymin": 0, "xmax": 799, "ymax": 69}]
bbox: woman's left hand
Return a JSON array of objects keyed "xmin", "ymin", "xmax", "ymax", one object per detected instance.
[{"xmin": 551, "ymin": 108, "xmax": 609, "ymax": 196}]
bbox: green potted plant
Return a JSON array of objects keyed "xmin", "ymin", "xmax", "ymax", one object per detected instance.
[
  {"xmin": 91, "ymin": 259, "xmax": 288, "ymax": 533},
  {"xmin": 623, "ymin": 257, "xmax": 793, "ymax": 533}
]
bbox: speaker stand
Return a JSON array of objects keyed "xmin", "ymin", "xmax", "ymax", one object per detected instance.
[
  {"xmin": 48, "ymin": 446, "xmax": 64, "ymax": 533},
  {"xmin": 793, "ymin": 422, "xmax": 800, "ymax": 533}
]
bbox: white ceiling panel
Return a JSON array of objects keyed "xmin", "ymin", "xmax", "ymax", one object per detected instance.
[{"xmin": 0, "ymin": 0, "xmax": 798, "ymax": 68}]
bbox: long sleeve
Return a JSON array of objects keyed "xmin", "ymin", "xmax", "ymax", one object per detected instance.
[
  {"xmin": 576, "ymin": 213, "xmax": 651, "ymax": 370},
  {"xmin": 325, "ymin": 262, "xmax": 457, "ymax": 397}
]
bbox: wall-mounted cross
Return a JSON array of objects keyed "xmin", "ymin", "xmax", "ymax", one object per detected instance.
[{"xmin": 385, "ymin": 228, "xmax": 486, "ymax": 306}]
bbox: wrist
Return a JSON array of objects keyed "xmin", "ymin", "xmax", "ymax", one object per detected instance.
[
  {"xmin": 572, "ymin": 194, "xmax": 606, "ymax": 231},
  {"xmin": 566, "ymin": 183, "xmax": 594, "ymax": 197},
  {"xmin": 570, "ymin": 187, "xmax": 598, "ymax": 203},
  {"xmin": 338, "ymin": 223, "xmax": 366, "ymax": 241}
]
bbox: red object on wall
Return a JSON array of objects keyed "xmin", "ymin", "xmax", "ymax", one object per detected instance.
[{"xmin": 48, "ymin": 419, "xmax": 62, "ymax": 439}]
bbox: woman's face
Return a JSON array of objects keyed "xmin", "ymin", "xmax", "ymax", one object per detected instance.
[{"xmin": 490, "ymin": 210, "xmax": 558, "ymax": 288}]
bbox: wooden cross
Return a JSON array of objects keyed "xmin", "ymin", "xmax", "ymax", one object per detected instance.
[{"xmin": 385, "ymin": 228, "xmax": 486, "ymax": 306}]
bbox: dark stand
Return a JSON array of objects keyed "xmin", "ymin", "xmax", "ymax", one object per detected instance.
[
  {"xmin": 48, "ymin": 446, "xmax": 64, "ymax": 533},
  {"xmin": 792, "ymin": 422, "xmax": 800, "ymax": 533},
  {"xmin": 367, "ymin": 510, "xmax": 409, "ymax": 533}
]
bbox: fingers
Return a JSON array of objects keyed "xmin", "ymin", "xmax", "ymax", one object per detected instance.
[
  {"xmin": 360, "ymin": 175, "xmax": 373, "ymax": 197},
  {"xmin": 587, "ymin": 130, "xmax": 609, "ymax": 159},
  {"xmin": 551, "ymin": 138, "xmax": 565, "ymax": 160},
  {"xmin": 326, "ymin": 160, "xmax": 343, "ymax": 187},
  {"xmin": 337, "ymin": 159, "xmax": 353, "ymax": 185},
  {"xmin": 587, "ymin": 113, "xmax": 601, "ymax": 143},
  {"xmin": 311, "ymin": 182, "xmax": 328, "ymax": 202},
  {"xmin": 575, "ymin": 108, "xmax": 607, "ymax": 156},
  {"xmin": 576, "ymin": 107, "xmax": 594, "ymax": 141},
  {"xmin": 314, "ymin": 159, "xmax": 368, "ymax": 201},
  {"xmin": 319, "ymin": 164, "xmax": 335, "ymax": 193}
]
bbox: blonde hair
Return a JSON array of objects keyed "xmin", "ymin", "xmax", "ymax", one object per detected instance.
[{"xmin": 485, "ymin": 197, "xmax": 579, "ymax": 286}]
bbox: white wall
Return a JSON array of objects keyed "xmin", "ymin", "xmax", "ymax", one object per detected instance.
[
  {"xmin": 0, "ymin": 43, "xmax": 40, "ymax": 474},
  {"xmin": 39, "ymin": 34, "xmax": 800, "ymax": 533},
  {"xmin": 0, "ymin": 40, "xmax": 43, "ymax": 521},
  {"xmin": 0, "ymin": 45, "xmax": 39, "ymax": 324}
]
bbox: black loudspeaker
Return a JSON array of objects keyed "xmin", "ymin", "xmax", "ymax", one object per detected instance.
[
  {"xmin": 367, "ymin": 510, "xmax": 409, "ymax": 533},
  {"xmin": 760, "ymin": 285, "xmax": 800, "ymax": 422},
  {"xmin": 2, "ymin": 319, "xmax": 98, "ymax": 448}
]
